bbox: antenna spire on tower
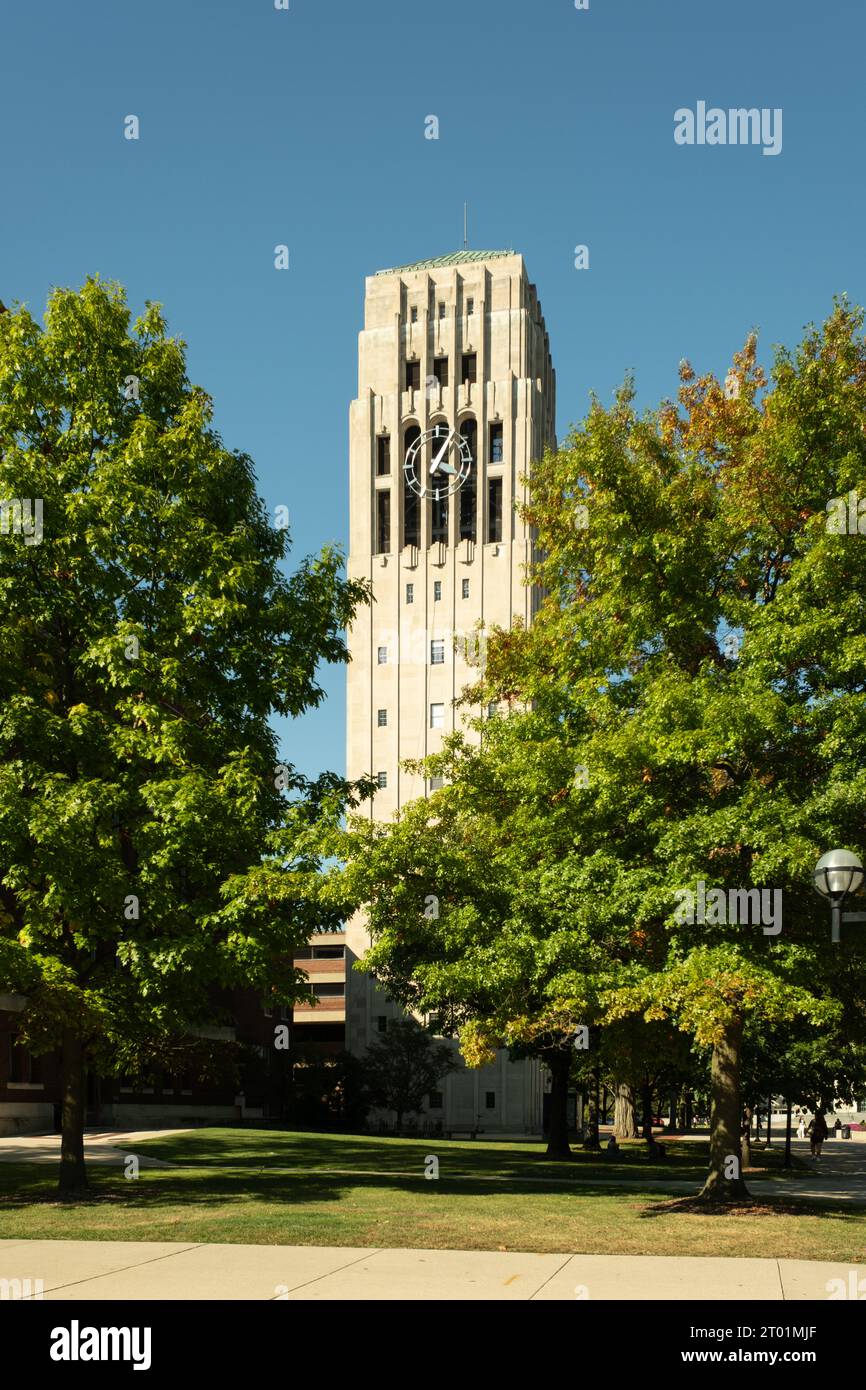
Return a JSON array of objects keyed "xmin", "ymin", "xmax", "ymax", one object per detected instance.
[{"xmin": 463, "ymin": 202, "xmax": 468, "ymax": 250}]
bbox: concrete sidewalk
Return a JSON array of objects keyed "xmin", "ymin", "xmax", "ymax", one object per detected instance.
[
  {"xmin": 1, "ymin": 1239, "xmax": 862, "ymax": 1300},
  {"xmin": 0, "ymin": 1130, "xmax": 187, "ymax": 1168}
]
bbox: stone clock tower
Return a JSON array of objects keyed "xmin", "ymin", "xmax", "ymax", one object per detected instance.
[{"xmin": 345, "ymin": 250, "xmax": 556, "ymax": 1134}]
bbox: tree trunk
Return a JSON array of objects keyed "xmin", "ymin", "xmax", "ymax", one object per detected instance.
[
  {"xmin": 741, "ymin": 1106, "xmax": 753, "ymax": 1169},
  {"xmin": 700, "ymin": 1014, "xmax": 749, "ymax": 1200},
  {"xmin": 581, "ymin": 1069, "xmax": 601, "ymax": 1150},
  {"xmin": 545, "ymin": 1052, "xmax": 572, "ymax": 1158},
  {"xmin": 613, "ymin": 1081, "xmax": 637, "ymax": 1139},
  {"xmin": 58, "ymin": 1030, "xmax": 87, "ymax": 1199},
  {"xmin": 683, "ymin": 1088, "xmax": 693, "ymax": 1134},
  {"xmin": 641, "ymin": 1080, "xmax": 654, "ymax": 1142},
  {"xmin": 666, "ymin": 1086, "xmax": 679, "ymax": 1133}
]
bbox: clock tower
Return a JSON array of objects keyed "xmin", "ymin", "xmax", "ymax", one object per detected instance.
[{"xmin": 345, "ymin": 250, "xmax": 556, "ymax": 1134}]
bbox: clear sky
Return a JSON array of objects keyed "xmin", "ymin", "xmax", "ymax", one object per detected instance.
[{"xmin": 2, "ymin": 0, "xmax": 862, "ymax": 781}]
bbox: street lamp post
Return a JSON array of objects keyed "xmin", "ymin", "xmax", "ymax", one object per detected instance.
[{"xmin": 813, "ymin": 849, "xmax": 866, "ymax": 943}]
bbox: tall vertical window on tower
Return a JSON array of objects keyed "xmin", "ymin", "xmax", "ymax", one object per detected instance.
[
  {"xmin": 459, "ymin": 418, "xmax": 477, "ymax": 542},
  {"xmin": 487, "ymin": 477, "xmax": 503, "ymax": 543},
  {"xmin": 431, "ymin": 493, "xmax": 448, "ymax": 544},
  {"xmin": 403, "ymin": 425, "xmax": 420, "ymax": 547},
  {"xmin": 433, "ymin": 357, "xmax": 449, "ymax": 387},
  {"xmin": 376, "ymin": 434, "xmax": 391, "ymax": 475},
  {"xmin": 461, "ymin": 353, "xmax": 477, "ymax": 385},
  {"xmin": 376, "ymin": 490, "xmax": 391, "ymax": 554},
  {"xmin": 405, "ymin": 360, "xmax": 421, "ymax": 391},
  {"xmin": 489, "ymin": 422, "xmax": 503, "ymax": 464}
]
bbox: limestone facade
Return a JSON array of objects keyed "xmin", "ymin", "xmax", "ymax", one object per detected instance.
[{"xmin": 345, "ymin": 251, "xmax": 556, "ymax": 1134}]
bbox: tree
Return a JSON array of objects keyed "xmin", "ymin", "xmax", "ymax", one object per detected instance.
[
  {"xmin": 598, "ymin": 1016, "xmax": 697, "ymax": 1145},
  {"xmin": 362, "ymin": 1019, "xmax": 457, "ymax": 1132},
  {"xmin": 0, "ymin": 279, "xmax": 368, "ymax": 1195},
  {"xmin": 286, "ymin": 1049, "xmax": 370, "ymax": 1130},
  {"xmin": 480, "ymin": 301, "xmax": 866, "ymax": 1199},
  {"xmin": 316, "ymin": 706, "xmax": 639, "ymax": 1159}
]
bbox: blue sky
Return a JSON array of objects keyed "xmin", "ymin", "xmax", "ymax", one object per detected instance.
[{"xmin": 2, "ymin": 0, "xmax": 862, "ymax": 781}]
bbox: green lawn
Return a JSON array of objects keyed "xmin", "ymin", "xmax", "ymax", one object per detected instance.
[
  {"xmin": 0, "ymin": 1128, "xmax": 859, "ymax": 1260},
  {"xmin": 134, "ymin": 1125, "xmax": 802, "ymax": 1184}
]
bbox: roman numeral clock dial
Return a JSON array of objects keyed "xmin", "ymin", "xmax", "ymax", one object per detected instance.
[{"xmin": 403, "ymin": 423, "xmax": 472, "ymax": 499}]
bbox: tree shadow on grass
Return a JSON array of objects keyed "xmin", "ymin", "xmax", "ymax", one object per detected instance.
[
  {"xmin": 133, "ymin": 1128, "xmax": 710, "ymax": 1182},
  {"xmin": 638, "ymin": 1193, "xmax": 862, "ymax": 1221},
  {"xmin": 0, "ymin": 1162, "xmax": 678, "ymax": 1216}
]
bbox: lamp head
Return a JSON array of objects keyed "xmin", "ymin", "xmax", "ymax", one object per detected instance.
[{"xmin": 813, "ymin": 849, "xmax": 865, "ymax": 902}]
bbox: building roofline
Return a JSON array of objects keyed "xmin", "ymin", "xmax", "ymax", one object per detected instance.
[{"xmin": 374, "ymin": 249, "xmax": 516, "ymax": 276}]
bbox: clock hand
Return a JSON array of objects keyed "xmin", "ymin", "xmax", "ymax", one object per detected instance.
[
  {"xmin": 430, "ymin": 428, "xmax": 455, "ymax": 474},
  {"xmin": 438, "ymin": 460, "xmax": 457, "ymax": 476}
]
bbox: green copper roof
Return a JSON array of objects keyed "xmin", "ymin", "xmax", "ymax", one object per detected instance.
[{"xmin": 375, "ymin": 249, "xmax": 514, "ymax": 275}]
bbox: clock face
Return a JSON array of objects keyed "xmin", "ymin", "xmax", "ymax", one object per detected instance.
[{"xmin": 404, "ymin": 423, "xmax": 472, "ymax": 500}]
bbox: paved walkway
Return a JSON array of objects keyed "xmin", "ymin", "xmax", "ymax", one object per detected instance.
[
  {"xmin": 0, "ymin": 1130, "xmax": 186, "ymax": 1168},
  {"xmin": 1, "ymin": 1239, "xmax": 863, "ymax": 1300}
]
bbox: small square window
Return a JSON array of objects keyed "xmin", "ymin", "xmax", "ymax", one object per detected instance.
[
  {"xmin": 487, "ymin": 701, "xmax": 498, "ymax": 718},
  {"xmin": 377, "ymin": 708, "xmax": 387, "ymax": 727},
  {"xmin": 377, "ymin": 646, "xmax": 388, "ymax": 665},
  {"xmin": 430, "ymin": 702, "xmax": 444, "ymax": 729},
  {"xmin": 428, "ymin": 1090, "xmax": 444, "ymax": 1109},
  {"xmin": 377, "ymin": 771, "xmax": 388, "ymax": 789},
  {"xmin": 467, "ymin": 297, "xmax": 475, "ymax": 315},
  {"xmin": 377, "ymin": 1015, "xmax": 388, "ymax": 1033},
  {"xmin": 430, "ymin": 639, "xmax": 445, "ymax": 665},
  {"xmin": 438, "ymin": 301, "xmax": 446, "ymax": 320},
  {"xmin": 410, "ymin": 306, "xmax": 418, "ymax": 323},
  {"xmin": 462, "ymin": 578, "xmax": 470, "ymax": 599},
  {"xmin": 433, "ymin": 580, "xmax": 442, "ymax": 601},
  {"xmin": 429, "ymin": 774, "xmax": 444, "ymax": 791},
  {"xmin": 406, "ymin": 583, "xmax": 414, "ymax": 604},
  {"xmin": 485, "ymin": 1091, "xmax": 496, "ymax": 1110}
]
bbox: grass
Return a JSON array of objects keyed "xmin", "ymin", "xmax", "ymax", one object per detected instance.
[
  {"xmin": 134, "ymin": 1126, "xmax": 804, "ymax": 1183},
  {"xmin": 0, "ymin": 1128, "xmax": 860, "ymax": 1260}
]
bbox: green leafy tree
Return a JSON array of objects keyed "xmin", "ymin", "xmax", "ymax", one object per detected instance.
[
  {"xmin": 317, "ymin": 707, "xmax": 640, "ymax": 1159},
  {"xmin": 480, "ymin": 301, "xmax": 866, "ymax": 1198},
  {"xmin": 0, "ymin": 279, "xmax": 368, "ymax": 1195},
  {"xmin": 598, "ymin": 1015, "xmax": 697, "ymax": 1143},
  {"xmin": 362, "ymin": 1019, "xmax": 457, "ymax": 1132}
]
